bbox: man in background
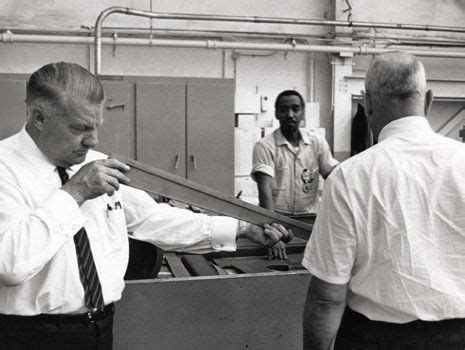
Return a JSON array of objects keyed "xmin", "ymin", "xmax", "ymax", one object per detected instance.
[
  {"xmin": 303, "ymin": 51, "xmax": 465, "ymax": 349},
  {"xmin": 251, "ymin": 90, "xmax": 338, "ymax": 259}
]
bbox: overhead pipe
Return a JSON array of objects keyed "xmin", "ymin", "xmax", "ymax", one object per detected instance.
[
  {"xmin": 3, "ymin": 30, "xmax": 465, "ymax": 65},
  {"xmin": 94, "ymin": 6, "xmax": 465, "ymax": 75}
]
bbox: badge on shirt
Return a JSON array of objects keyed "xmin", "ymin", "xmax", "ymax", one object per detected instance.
[{"xmin": 301, "ymin": 169, "xmax": 314, "ymax": 193}]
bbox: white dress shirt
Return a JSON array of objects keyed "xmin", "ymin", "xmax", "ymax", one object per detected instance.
[
  {"xmin": 0, "ymin": 128, "xmax": 238, "ymax": 315},
  {"xmin": 302, "ymin": 116, "xmax": 465, "ymax": 323}
]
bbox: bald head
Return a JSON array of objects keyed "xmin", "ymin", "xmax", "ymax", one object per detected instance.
[
  {"xmin": 363, "ymin": 52, "xmax": 433, "ymax": 141},
  {"xmin": 365, "ymin": 51, "xmax": 426, "ymax": 100}
]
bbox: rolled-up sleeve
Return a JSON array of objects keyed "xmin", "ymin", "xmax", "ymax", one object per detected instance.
[
  {"xmin": 302, "ymin": 169, "xmax": 356, "ymax": 284},
  {"xmin": 318, "ymin": 137, "xmax": 339, "ymax": 176},
  {"xmin": 251, "ymin": 141, "xmax": 274, "ymax": 180}
]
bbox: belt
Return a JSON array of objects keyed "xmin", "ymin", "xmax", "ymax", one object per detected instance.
[
  {"xmin": 344, "ymin": 307, "xmax": 465, "ymax": 335},
  {"xmin": 0, "ymin": 303, "xmax": 114, "ymax": 325}
]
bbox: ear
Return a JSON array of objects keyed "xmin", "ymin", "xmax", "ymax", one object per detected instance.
[
  {"xmin": 424, "ymin": 89, "xmax": 433, "ymax": 116},
  {"xmin": 30, "ymin": 108, "xmax": 46, "ymax": 131},
  {"xmin": 362, "ymin": 91, "xmax": 373, "ymax": 116}
]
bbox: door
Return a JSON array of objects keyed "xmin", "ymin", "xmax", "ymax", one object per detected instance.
[
  {"xmin": 136, "ymin": 82, "xmax": 186, "ymax": 177},
  {"xmin": 187, "ymin": 82, "xmax": 235, "ymax": 195}
]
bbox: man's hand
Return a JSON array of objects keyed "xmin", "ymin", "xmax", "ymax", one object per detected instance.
[
  {"xmin": 267, "ymin": 241, "xmax": 288, "ymax": 260},
  {"xmin": 239, "ymin": 222, "xmax": 292, "ymax": 247},
  {"xmin": 62, "ymin": 159, "xmax": 131, "ymax": 205}
]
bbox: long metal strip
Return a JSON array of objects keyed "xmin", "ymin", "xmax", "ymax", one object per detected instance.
[{"xmin": 110, "ymin": 154, "xmax": 313, "ymax": 240}]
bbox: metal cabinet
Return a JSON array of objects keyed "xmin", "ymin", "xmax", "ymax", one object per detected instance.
[
  {"xmin": 133, "ymin": 79, "xmax": 235, "ymax": 195},
  {"xmin": 0, "ymin": 78, "xmax": 26, "ymax": 140},
  {"xmin": 100, "ymin": 76, "xmax": 235, "ymax": 195},
  {"xmin": 0, "ymin": 75, "xmax": 235, "ymax": 195}
]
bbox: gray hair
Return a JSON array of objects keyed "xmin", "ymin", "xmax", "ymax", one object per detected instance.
[
  {"xmin": 365, "ymin": 52, "xmax": 426, "ymax": 100},
  {"xmin": 26, "ymin": 62, "xmax": 104, "ymax": 113}
]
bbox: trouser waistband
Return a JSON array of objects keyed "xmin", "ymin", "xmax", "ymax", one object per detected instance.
[
  {"xmin": 343, "ymin": 307, "xmax": 465, "ymax": 336},
  {"xmin": 0, "ymin": 303, "xmax": 114, "ymax": 326}
]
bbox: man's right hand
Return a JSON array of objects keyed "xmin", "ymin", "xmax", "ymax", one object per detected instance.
[
  {"xmin": 240, "ymin": 222, "xmax": 292, "ymax": 248},
  {"xmin": 61, "ymin": 159, "xmax": 131, "ymax": 205}
]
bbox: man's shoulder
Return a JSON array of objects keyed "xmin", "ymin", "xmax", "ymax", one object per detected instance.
[
  {"xmin": 254, "ymin": 131, "xmax": 276, "ymax": 150},
  {"xmin": 0, "ymin": 133, "xmax": 20, "ymax": 153},
  {"xmin": 332, "ymin": 144, "xmax": 382, "ymax": 175},
  {"xmin": 300, "ymin": 128, "xmax": 328, "ymax": 144}
]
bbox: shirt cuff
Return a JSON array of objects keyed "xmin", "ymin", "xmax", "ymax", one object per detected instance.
[
  {"xmin": 210, "ymin": 216, "xmax": 238, "ymax": 252},
  {"xmin": 45, "ymin": 190, "xmax": 86, "ymax": 238},
  {"xmin": 251, "ymin": 164, "xmax": 274, "ymax": 181}
]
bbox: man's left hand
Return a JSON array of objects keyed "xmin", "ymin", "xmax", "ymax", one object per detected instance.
[{"xmin": 267, "ymin": 241, "xmax": 288, "ymax": 260}]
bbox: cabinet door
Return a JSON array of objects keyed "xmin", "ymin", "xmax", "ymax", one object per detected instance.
[
  {"xmin": 0, "ymin": 80, "xmax": 26, "ymax": 140},
  {"xmin": 187, "ymin": 83, "xmax": 235, "ymax": 195},
  {"xmin": 98, "ymin": 80, "xmax": 135, "ymax": 158},
  {"xmin": 136, "ymin": 83, "xmax": 186, "ymax": 177}
]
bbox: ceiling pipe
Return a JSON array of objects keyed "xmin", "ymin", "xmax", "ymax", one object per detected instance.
[
  {"xmin": 94, "ymin": 6, "xmax": 465, "ymax": 75},
  {"xmin": 4, "ymin": 30, "xmax": 465, "ymax": 64}
]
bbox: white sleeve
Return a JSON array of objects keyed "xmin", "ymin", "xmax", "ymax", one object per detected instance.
[
  {"xmin": 121, "ymin": 185, "xmax": 238, "ymax": 254},
  {"xmin": 302, "ymin": 168, "xmax": 356, "ymax": 284},
  {"xmin": 0, "ymin": 179, "xmax": 85, "ymax": 286},
  {"xmin": 318, "ymin": 137, "xmax": 339, "ymax": 176},
  {"xmin": 251, "ymin": 141, "xmax": 275, "ymax": 180}
]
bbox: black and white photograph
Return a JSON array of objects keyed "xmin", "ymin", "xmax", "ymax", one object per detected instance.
[{"xmin": 0, "ymin": 1, "xmax": 464, "ymax": 349}]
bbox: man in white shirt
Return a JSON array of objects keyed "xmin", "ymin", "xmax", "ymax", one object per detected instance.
[
  {"xmin": 0, "ymin": 62, "xmax": 290, "ymax": 349},
  {"xmin": 302, "ymin": 51, "xmax": 465, "ymax": 349},
  {"xmin": 252, "ymin": 90, "xmax": 338, "ymax": 259}
]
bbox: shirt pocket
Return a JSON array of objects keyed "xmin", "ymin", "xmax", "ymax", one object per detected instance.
[
  {"xmin": 104, "ymin": 208, "xmax": 127, "ymax": 254},
  {"xmin": 273, "ymin": 166, "xmax": 291, "ymax": 191}
]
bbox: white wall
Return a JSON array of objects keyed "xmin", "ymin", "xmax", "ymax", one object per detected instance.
[{"xmin": 1, "ymin": 0, "xmax": 465, "ymax": 198}]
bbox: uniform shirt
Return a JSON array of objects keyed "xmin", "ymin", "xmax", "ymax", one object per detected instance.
[
  {"xmin": 251, "ymin": 128, "xmax": 338, "ymax": 215},
  {"xmin": 302, "ymin": 116, "xmax": 465, "ymax": 323},
  {"xmin": 0, "ymin": 128, "xmax": 238, "ymax": 315}
]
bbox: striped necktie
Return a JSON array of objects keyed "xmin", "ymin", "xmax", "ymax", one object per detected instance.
[{"xmin": 57, "ymin": 166, "xmax": 105, "ymax": 311}]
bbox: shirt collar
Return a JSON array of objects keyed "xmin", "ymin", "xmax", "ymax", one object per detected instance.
[
  {"xmin": 16, "ymin": 127, "xmax": 60, "ymax": 178},
  {"xmin": 275, "ymin": 128, "xmax": 311, "ymax": 146},
  {"xmin": 378, "ymin": 116, "xmax": 433, "ymax": 142}
]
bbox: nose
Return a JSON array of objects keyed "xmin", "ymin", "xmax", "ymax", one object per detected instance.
[
  {"xmin": 286, "ymin": 111, "xmax": 297, "ymax": 121},
  {"xmin": 82, "ymin": 130, "xmax": 98, "ymax": 148},
  {"xmin": 284, "ymin": 108, "xmax": 296, "ymax": 118}
]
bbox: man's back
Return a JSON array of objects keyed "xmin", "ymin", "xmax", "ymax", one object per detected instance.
[{"xmin": 331, "ymin": 116, "xmax": 465, "ymax": 321}]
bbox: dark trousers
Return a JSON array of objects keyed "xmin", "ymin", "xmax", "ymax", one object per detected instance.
[
  {"xmin": 335, "ymin": 307, "xmax": 465, "ymax": 350},
  {"xmin": 0, "ymin": 304, "xmax": 114, "ymax": 350}
]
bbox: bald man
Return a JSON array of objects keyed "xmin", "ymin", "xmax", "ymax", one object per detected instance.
[{"xmin": 302, "ymin": 52, "xmax": 465, "ymax": 349}]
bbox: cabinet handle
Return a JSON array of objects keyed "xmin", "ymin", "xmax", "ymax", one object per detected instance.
[
  {"xmin": 106, "ymin": 99, "xmax": 126, "ymax": 110},
  {"xmin": 173, "ymin": 154, "xmax": 180, "ymax": 169},
  {"xmin": 190, "ymin": 154, "xmax": 197, "ymax": 170}
]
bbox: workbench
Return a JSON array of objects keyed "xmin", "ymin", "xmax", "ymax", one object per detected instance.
[{"xmin": 114, "ymin": 236, "xmax": 312, "ymax": 350}]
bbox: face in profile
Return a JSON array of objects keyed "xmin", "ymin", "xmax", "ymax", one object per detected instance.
[
  {"xmin": 275, "ymin": 95, "xmax": 304, "ymax": 133},
  {"xmin": 38, "ymin": 92, "xmax": 104, "ymax": 167}
]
